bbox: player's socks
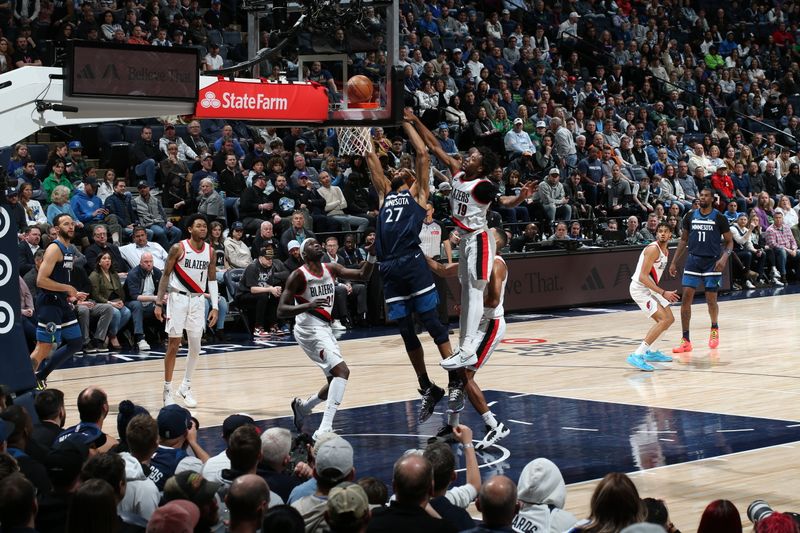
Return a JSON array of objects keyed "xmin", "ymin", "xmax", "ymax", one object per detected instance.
[
  {"xmin": 447, "ymin": 371, "xmax": 462, "ymax": 385},
  {"xmin": 319, "ymin": 377, "xmax": 347, "ymax": 432},
  {"xmin": 481, "ymin": 410, "xmax": 498, "ymax": 429},
  {"xmin": 711, "ymin": 323, "xmax": 718, "ymax": 329},
  {"xmin": 417, "ymin": 373, "xmax": 432, "ymax": 390},
  {"xmin": 448, "ymin": 412, "xmax": 460, "ymax": 427},
  {"xmin": 305, "ymin": 394, "xmax": 323, "ymax": 411},
  {"xmin": 634, "ymin": 341, "xmax": 649, "ymax": 356},
  {"xmin": 682, "ymin": 331, "xmax": 690, "ymax": 341},
  {"xmin": 184, "ymin": 334, "xmax": 201, "ymax": 381}
]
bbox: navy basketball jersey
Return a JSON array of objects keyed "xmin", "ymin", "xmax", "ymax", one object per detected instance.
[
  {"xmin": 377, "ymin": 190, "xmax": 426, "ymax": 260},
  {"xmin": 42, "ymin": 240, "xmax": 75, "ymax": 295},
  {"xmin": 682, "ymin": 208, "xmax": 730, "ymax": 258}
]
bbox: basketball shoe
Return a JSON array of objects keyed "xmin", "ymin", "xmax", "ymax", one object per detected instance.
[
  {"xmin": 178, "ymin": 384, "xmax": 197, "ymax": 408},
  {"xmin": 475, "ymin": 422, "xmax": 511, "ymax": 450},
  {"xmin": 418, "ymin": 385, "xmax": 445, "ymax": 423},
  {"xmin": 672, "ymin": 338, "xmax": 693, "ymax": 353},
  {"xmin": 709, "ymin": 328, "xmax": 719, "ymax": 348},
  {"xmin": 163, "ymin": 385, "xmax": 176, "ymax": 406},
  {"xmin": 291, "ymin": 397, "xmax": 312, "ymax": 431},
  {"xmin": 644, "ymin": 350, "xmax": 673, "ymax": 362},
  {"xmin": 447, "ymin": 385, "xmax": 465, "ymax": 413},
  {"xmin": 626, "ymin": 353, "xmax": 655, "ymax": 371},
  {"xmin": 440, "ymin": 348, "xmax": 477, "ymax": 370}
]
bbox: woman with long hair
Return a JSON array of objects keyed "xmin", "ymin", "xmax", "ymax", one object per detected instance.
[
  {"xmin": 208, "ymin": 220, "xmax": 228, "ymax": 284},
  {"xmin": 97, "ymin": 169, "xmax": 117, "ymax": 203},
  {"xmin": 44, "ymin": 143, "xmax": 69, "ymax": 180},
  {"xmin": 7, "ymin": 143, "xmax": 29, "ymax": 175},
  {"xmin": 89, "ymin": 251, "xmax": 131, "ymax": 350},
  {"xmin": 19, "ymin": 182, "xmax": 49, "ymax": 232},
  {"xmin": 0, "ymin": 38, "xmax": 14, "ymax": 73},
  {"xmin": 572, "ymin": 472, "xmax": 645, "ymax": 533},
  {"xmin": 491, "ymin": 106, "xmax": 512, "ymax": 135},
  {"xmin": 697, "ymin": 499, "xmax": 742, "ymax": 533},
  {"xmin": 66, "ymin": 479, "xmax": 119, "ymax": 533}
]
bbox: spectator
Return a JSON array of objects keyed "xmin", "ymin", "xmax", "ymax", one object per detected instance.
[
  {"xmin": 84, "ymin": 224, "xmax": 129, "ymax": 277},
  {"xmin": 37, "ymin": 438, "xmax": 89, "ymax": 532},
  {"xmin": 290, "ymin": 154, "xmax": 320, "ymax": 190},
  {"xmin": 765, "ymin": 211, "xmax": 799, "ymax": 284},
  {"xmin": 1, "ymin": 405, "xmax": 51, "ymax": 494},
  {"xmin": 19, "ymin": 182, "xmax": 48, "ymax": 231},
  {"xmin": 58, "ymin": 387, "xmax": 117, "ymax": 452},
  {"xmin": 161, "ymin": 142, "xmax": 194, "ymax": 192},
  {"xmin": 105, "ymin": 178, "xmax": 147, "ymax": 242},
  {"xmin": 89, "ymin": 251, "xmax": 131, "ymax": 350},
  {"xmin": 538, "ymin": 168, "xmax": 572, "ymax": 223},
  {"xmin": 423, "ymin": 441, "xmax": 476, "ymax": 531},
  {"xmin": 504, "ymin": 117, "xmax": 537, "ymax": 159},
  {"xmin": 240, "ymin": 173, "xmax": 279, "ymax": 234},
  {"xmin": 18, "ymin": 225, "xmax": 41, "ymax": 276},
  {"xmin": 0, "ymin": 474, "xmax": 39, "ymax": 532},
  {"xmin": 133, "ymin": 182, "xmax": 182, "ymax": 250},
  {"xmin": 227, "ymin": 474, "xmax": 270, "ymax": 533},
  {"xmin": 367, "ymin": 454, "xmax": 454, "ymax": 532},
  {"xmin": 464, "ymin": 476, "xmax": 518, "ymax": 533},
  {"xmin": 117, "ymin": 414, "xmax": 160, "ymax": 524},
  {"xmin": 513, "ymin": 458, "xmax": 578, "ymax": 533},
  {"xmin": 280, "ymin": 211, "xmax": 316, "ymax": 257},
  {"xmin": 225, "ymin": 221, "xmax": 253, "ymax": 268},
  {"xmin": 71, "ymin": 178, "xmax": 122, "ymax": 244},
  {"xmin": 131, "ymin": 126, "xmax": 165, "ymax": 190},
  {"xmin": 326, "ymin": 482, "xmax": 371, "ymax": 533},
  {"xmin": 13, "ymin": 35, "xmax": 42, "ymax": 67},
  {"xmin": 251, "ymin": 221, "xmax": 282, "ymax": 260},
  {"xmin": 65, "ymin": 478, "xmax": 119, "ymax": 533},
  {"xmin": 120, "ymin": 226, "xmax": 169, "ymax": 270},
  {"xmin": 32, "ymin": 389, "xmax": 67, "ymax": 451},
  {"xmin": 292, "ymin": 436, "xmax": 356, "ymax": 532},
  {"xmin": 697, "ymin": 499, "xmax": 741, "ymax": 533},
  {"xmin": 197, "ymin": 177, "xmax": 226, "ymax": 224},
  {"xmin": 124, "ymin": 251, "xmax": 163, "ymax": 350},
  {"xmin": 150, "ymin": 405, "xmax": 208, "ymax": 490},
  {"xmin": 147, "ymin": 500, "xmax": 201, "ymax": 533},
  {"xmin": 570, "ymin": 473, "xmax": 644, "ymax": 533},
  {"xmin": 201, "ymin": 414, "xmax": 256, "ymax": 483},
  {"xmin": 318, "ymin": 171, "xmax": 368, "ymax": 234},
  {"xmin": 236, "ymin": 246, "xmax": 289, "ymax": 338},
  {"xmin": 259, "ymin": 428, "xmax": 306, "ymax": 503}
]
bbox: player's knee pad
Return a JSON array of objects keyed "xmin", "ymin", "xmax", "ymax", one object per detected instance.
[
  {"xmin": 419, "ymin": 309, "xmax": 449, "ymax": 346},
  {"xmin": 397, "ymin": 315, "xmax": 422, "ymax": 352}
]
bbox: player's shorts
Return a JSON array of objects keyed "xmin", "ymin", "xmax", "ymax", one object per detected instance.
[
  {"xmin": 470, "ymin": 316, "xmax": 506, "ymax": 371},
  {"xmin": 629, "ymin": 281, "xmax": 670, "ymax": 318},
  {"xmin": 35, "ymin": 292, "xmax": 81, "ymax": 343},
  {"xmin": 682, "ymin": 254, "xmax": 722, "ymax": 291},
  {"xmin": 165, "ymin": 291, "xmax": 207, "ymax": 337},
  {"xmin": 458, "ymin": 229, "xmax": 495, "ymax": 285},
  {"xmin": 293, "ymin": 323, "xmax": 344, "ymax": 377},
  {"xmin": 380, "ymin": 252, "xmax": 438, "ymax": 321}
]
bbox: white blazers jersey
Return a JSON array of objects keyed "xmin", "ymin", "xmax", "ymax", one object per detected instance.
[
  {"xmin": 450, "ymin": 171, "xmax": 491, "ymax": 233},
  {"xmin": 484, "ymin": 256, "xmax": 508, "ymax": 319},
  {"xmin": 295, "ymin": 264, "xmax": 336, "ymax": 327},
  {"xmin": 170, "ymin": 240, "xmax": 211, "ymax": 294},
  {"xmin": 631, "ymin": 242, "xmax": 668, "ymax": 288}
]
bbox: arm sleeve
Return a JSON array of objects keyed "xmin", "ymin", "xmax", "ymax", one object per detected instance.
[
  {"xmin": 681, "ymin": 212, "xmax": 692, "ymax": 232},
  {"xmin": 716, "ymin": 212, "xmax": 731, "ymax": 233},
  {"xmin": 444, "ymin": 484, "xmax": 478, "ymax": 508},
  {"xmin": 472, "ymin": 180, "xmax": 499, "ymax": 204}
]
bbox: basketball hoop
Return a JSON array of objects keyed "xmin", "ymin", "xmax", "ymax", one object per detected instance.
[{"xmin": 336, "ymin": 126, "xmax": 373, "ymax": 156}]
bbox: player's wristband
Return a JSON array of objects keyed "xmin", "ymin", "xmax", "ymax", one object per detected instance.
[
  {"xmin": 367, "ymin": 254, "xmax": 377, "ymax": 264},
  {"xmin": 208, "ymin": 281, "xmax": 219, "ymax": 310}
]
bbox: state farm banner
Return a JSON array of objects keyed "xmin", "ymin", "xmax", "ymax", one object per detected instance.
[{"xmin": 195, "ymin": 78, "xmax": 329, "ymax": 122}]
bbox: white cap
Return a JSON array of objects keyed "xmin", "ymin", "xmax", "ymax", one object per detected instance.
[
  {"xmin": 549, "ymin": 168, "xmax": 560, "ymax": 175},
  {"xmin": 514, "ymin": 117, "xmax": 524, "ymax": 125},
  {"xmin": 569, "ymin": 11, "xmax": 580, "ymax": 18},
  {"xmin": 536, "ymin": 120, "xmax": 547, "ymax": 128}
]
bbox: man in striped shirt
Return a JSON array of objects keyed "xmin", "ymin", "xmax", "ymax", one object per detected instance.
[{"xmin": 765, "ymin": 211, "xmax": 799, "ymax": 285}]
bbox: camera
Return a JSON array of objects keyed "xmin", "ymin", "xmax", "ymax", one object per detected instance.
[{"xmin": 748, "ymin": 500, "xmax": 774, "ymax": 523}]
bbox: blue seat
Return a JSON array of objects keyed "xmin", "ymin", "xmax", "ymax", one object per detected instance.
[
  {"xmin": 224, "ymin": 268, "xmax": 250, "ymax": 333},
  {"xmin": 208, "ymin": 30, "xmax": 223, "ymax": 46},
  {"xmin": 35, "ymin": 163, "xmax": 47, "ymax": 177},
  {"xmin": 98, "ymin": 123, "xmax": 124, "ymax": 144},
  {"xmin": 0, "ymin": 146, "xmax": 11, "ymax": 170},
  {"xmin": 27, "ymin": 144, "xmax": 49, "ymax": 164},
  {"xmin": 223, "ymin": 31, "xmax": 241, "ymax": 46},
  {"xmin": 123, "ymin": 125, "xmax": 144, "ymax": 144}
]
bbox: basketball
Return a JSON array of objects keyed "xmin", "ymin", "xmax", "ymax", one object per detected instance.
[{"xmin": 346, "ymin": 75, "xmax": 374, "ymax": 104}]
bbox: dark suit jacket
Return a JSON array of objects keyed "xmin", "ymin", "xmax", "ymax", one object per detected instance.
[
  {"xmin": 18, "ymin": 241, "xmax": 38, "ymax": 276},
  {"xmin": 124, "ymin": 266, "xmax": 163, "ymax": 301}
]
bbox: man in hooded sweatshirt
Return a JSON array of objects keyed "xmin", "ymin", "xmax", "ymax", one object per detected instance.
[{"xmin": 512, "ymin": 458, "xmax": 578, "ymax": 533}]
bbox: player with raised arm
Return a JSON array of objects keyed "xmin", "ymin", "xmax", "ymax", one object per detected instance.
[
  {"xmin": 30, "ymin": 213, "xmax": 87, "ymax": 388},
  {"xmin": 668, "ymin": 188, "xmax": 733, "ymax": 353},
  {"xmin": 280, "ymin": 238, "xmax": 375, "ymax": 441},
  {"xmin": 365, "ymin": 110, "xmax": 457, "ymax": 423},
  {"xmin": 408, "ymin": 112, "xmax": 536, "ymax": 372},
  {"xmin": 426, "ymin": 228, "xmax": 511, "ymax": 449},
  {"xmin": 627, "ymin": 222, "xmax": 681, "ymax": 371},
  {"xmin": 154, "ymin": 214, "xmax": 219, "ymax": 407}
]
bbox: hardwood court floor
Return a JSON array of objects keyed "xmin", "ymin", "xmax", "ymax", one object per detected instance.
[{"xmin": 46, "ymin": 292, "xmax": 800, "ymax": 531}]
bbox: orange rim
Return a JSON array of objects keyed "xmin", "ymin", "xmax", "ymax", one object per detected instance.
[{"xmin": 348, "ymin": 102, "xmax": 380, "ymax": 109}]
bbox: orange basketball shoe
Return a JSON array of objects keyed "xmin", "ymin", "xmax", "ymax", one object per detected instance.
[
  {"xmin": 709, "ymin": 328, "xmax": 719, "ymax": 349},
  {"xmin": 672, "ymin": 338, "xmax": 693, "ymax": 353}
]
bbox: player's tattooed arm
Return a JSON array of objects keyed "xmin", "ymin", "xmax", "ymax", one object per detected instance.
[{"xmin": 277, "ymin": 270, "xmax": 325, "ymax": 319}]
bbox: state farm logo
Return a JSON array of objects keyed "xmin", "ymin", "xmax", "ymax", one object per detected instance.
[
  {"xmin": 199, "ymin": 89, "xmax": 288, "ymax": 111},
  {"xmin": 200, "ymin": 91, "xmax": 221, "ymax": 109}
]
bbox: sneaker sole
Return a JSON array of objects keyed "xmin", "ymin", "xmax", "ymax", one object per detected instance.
[
  {"xmin": 291, "ymin": 399, "xmax": 306, "ymax": 431},
  {"xmin": 476, "ymin": 428, "xmax": 511, "ymax": 450},
  {"xmin": 418, "ymin": 387, "xmax": 445, "ymax": 423},
  {"xmin": 626, "ymin": 355, "xmax": 655, "ymax": 372},
  {"xmin": 179, "ymin": 392, "xmax": 197, "ymax": 408},
  {"xmin": 440, "ymin": 355, "xmax": 478, "ymax": 370}
]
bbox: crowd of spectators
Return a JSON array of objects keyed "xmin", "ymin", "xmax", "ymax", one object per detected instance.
[{"xmin": 1, "ymin": 385, "xmax": 798, "ymax": 532}]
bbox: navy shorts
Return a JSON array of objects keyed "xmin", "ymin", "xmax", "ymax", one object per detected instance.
[
  {"xmin": 380, "ymin": 252, "xmax": 439, "ymax": 320},
  {"xmin": 682, "ymin": 254, "xmax": 722, "ymax": 291},
  {"xmin": 35, "ymin": 292, "xmax": 81, "ymax": 343}
]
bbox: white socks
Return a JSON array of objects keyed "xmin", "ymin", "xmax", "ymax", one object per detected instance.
[
  {"xmin": 482, "ymin": 410, "xmax": 498, "ymax": 429},
  {"xmin": 183, "ymin": 333, "xmax": 202, "ymax": 386},
  {"xmin": 305, "ymin": 394, "xmax": 323, "ymax": 410},
  {"xmin": 635, "ymin": 341, "xmax": 649, "ymax": 356},
  {"xmin": 319, "ymin": 377, "xmax": 347, "ymax": 432}
]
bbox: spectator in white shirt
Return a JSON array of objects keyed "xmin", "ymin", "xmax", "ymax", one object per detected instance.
[{"xmin": 504, "ymin": 118, "xmax": 537, "ymax": 159}]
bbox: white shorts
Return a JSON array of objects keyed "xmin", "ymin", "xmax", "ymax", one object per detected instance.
[
  {"xmin": 629, "ymin": 282, "xmax": 669, "ymax": 318},
  {"xmin": 166, "ymin": 292, "xmax": 207, "ymax": 337},
  {"xmin": 471, "ymin": 316, "xmax": 506, "ymax": 371},
  {"xmin": 294, "ymin": 324, "xmax": 344, "ymax": 377},
  {"xmin": 458, "ymin": 229, "xmax": 495, "ymax": 284}
]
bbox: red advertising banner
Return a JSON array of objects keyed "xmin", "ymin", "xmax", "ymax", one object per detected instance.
[{"xmin": 194, "ymin": 78, "xmax": 329, "ymax": 122}]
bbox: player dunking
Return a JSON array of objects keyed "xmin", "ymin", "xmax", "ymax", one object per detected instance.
[
  {"xmin": 280, "ymin": 238, "xmax": 375, "ymax": 441},
  {"xmin": 409, "ymin": 113, "xmax": 535, "ymax": 371},
  {"xmin": 30, "ymin": 214, "xmax": 87, "ymax": 388},
  {"xmin": 669, "ymin": 188, "xmax": 733, "ymax": 352},
  {"xmin": 426, "ymin": 228, "xmax": 512, "ymax": 449},
  {"xmin": 627, "ymin": 222, "xmax": 680, "ymax": 371},
  {"xmin": 365, "ymin": 111, "xmax": 456, "ymax": 423},
  {"xmin": 155, "ymin": 214, "xmax": 219, "ymax": 407}
]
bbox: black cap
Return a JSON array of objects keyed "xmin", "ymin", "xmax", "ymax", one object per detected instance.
[
  {"xmin": 137, "ymin": 180, "xmax": 149, "ymax": 189},
  {"xmin": 222, "ymin": 414, "xmax": 256, "ymax": 439}
]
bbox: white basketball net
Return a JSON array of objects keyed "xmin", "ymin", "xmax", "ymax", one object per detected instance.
[{"xmin": 336, "ymin": 127, "xmax": 373, "ymax": 156}]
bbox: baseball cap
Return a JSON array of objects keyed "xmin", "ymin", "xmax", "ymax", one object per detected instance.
[
  {"xmin": 0, "ymin": 419, "xmax": 12, "ymax": 442},
  {"xmin": 453, "ymin": 47, "xmax": 462, "ymax": 53},
  {"xmin": 260, "ymin": 246, "xmax": 274, "ymax": 258},
  {"xmin": 164, "ymin": 471, "xmax": 221, "ymax": 506},
  {"xmin": 513, "ymin": 117, "xmax": 524, "ymax": 125},
  {"xmin": 315, "ymin": 436, "xmax": 354, "ymax": 481},
  {"xmin": 676, "ymin": 103, "xmax": 685, "ymax": 110},
  {"xmin": 569, "ymin": 11, "xmax": 580, "ymax": 17},
  {"xmin": 438, "ymin": 182, "xmax": 452, "ymax": 192},
  {"xmin": 536, "ymin": 120, "xmax": 547, "ymax": 128},
  {"xmin": 502, "ymin": 8, "xmax": 510, "ymax": 14},
  {"xmin": 328, "ymin": 482, "xmax": 369, "ymax": 524},
  {"xmin": 137, "ymin": 181, "xmax": 150, "ymax": 189},
  {"xmin": 295, "ymin": 138, "xmax": 307, "ymax": 145},
  {"xmin": 61, "ymin": 423, "xmax": 107, "ymax": 448},
  {"xmin": 568, "ymin": 75, "xmax": 577, "ymax": 83},
  {"xmin": 68, "ymin": 140, "xmax": 83, "ymax": 150},
  {"xmin": 45, "ymin": 438, "xmax": 90, "ymax": 486},
  {"xmin": 231, "ymin": 221, "xmax": 244, "ymax": 231},
  {"xmin": 222, "ymin": 413, "xmax": 256, "ymax": 439},
  {"xmin": 201, "ymin": 153, "xmax": 213, "ymax": 160},
  {"xmin": 5, "ymin": 187, "xmax": 18, "ymax": 197},
  {"xmin": 147, "ymin": 500, "xmax": 200, "ymax": 533},
  {"xmin": 165, "ymin": 124, "xmax": 176, "ymax": 130},
  {"xmin": 287, "ymin": 240, "xmax": 301, "ymax": 251},
  {"xmin": 83, "ymin": 177, "xmax": 98, "ymax": 188},
  {"xmin": 549, "ymin": 168, "xmax": 560, "ymax": 175},
  {"xmin": 676, "ymin": 127, "xmax": 686, "ymax": 133},
  {"xmin": 157, "ymin": 404, "xmax": 191, "ymax": 440},
  {"xmin": 517, "ymin": 458, "xmax": 566, "ymax": 505}
]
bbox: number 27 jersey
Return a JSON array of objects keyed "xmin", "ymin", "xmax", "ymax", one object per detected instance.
[{"xmin": 376, "ymin": 189, "xmax": 425, "ymax": 260}]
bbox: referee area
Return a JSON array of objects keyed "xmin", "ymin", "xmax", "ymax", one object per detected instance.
[{"xmin": 45, "ymin": 285, "xmax": 800, "ymax": 530}]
